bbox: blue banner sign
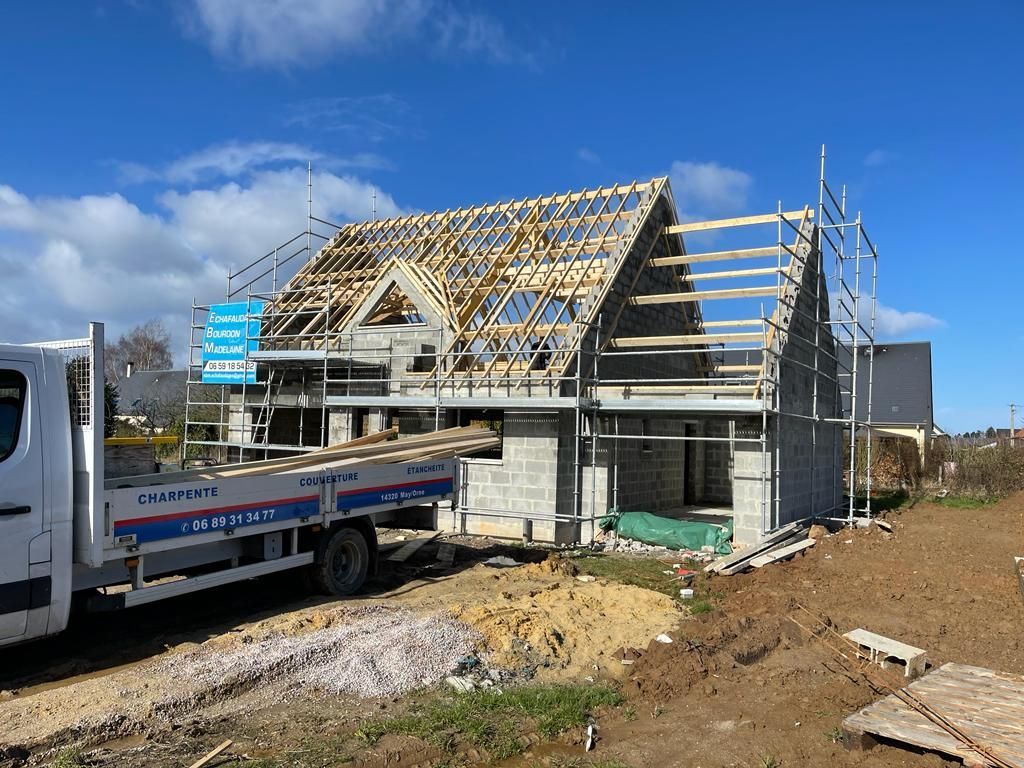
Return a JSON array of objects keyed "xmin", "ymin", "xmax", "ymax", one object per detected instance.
[{"xmin": 201, "ymin": 300, "xmax": 264, "ymax": 384}]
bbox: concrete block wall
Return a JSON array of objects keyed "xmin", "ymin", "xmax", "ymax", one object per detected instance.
[
  {"xmin": 701, "ymin": 420, "xmax": 733, "ymax": 504},
  {"xmin": 581, "ymin": 416, "xmax": 687, "ymax": 517},
  {"xmin": 451, "ymin": 412, "xmax": 578, "ymax": 544},
  {"xmin": 771, "ymin": 238, "xmax": 844, "ymax": 530},
  {"xmin": 731, "ymin": 418, "xmax": 770, "ymax": 547},
  {"xmin": 586, "ymin": 197, "xmax": 700, "ymax": 384}
]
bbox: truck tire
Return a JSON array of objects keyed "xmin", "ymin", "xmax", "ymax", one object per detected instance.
[{"xmin": 311, "ymin": 526, "xmax": 370, "ymax": 596}]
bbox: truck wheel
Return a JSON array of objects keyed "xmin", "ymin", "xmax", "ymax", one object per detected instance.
[{"xmin": 312, "ymin": 526, "xmax": 370, "ymax": 596}]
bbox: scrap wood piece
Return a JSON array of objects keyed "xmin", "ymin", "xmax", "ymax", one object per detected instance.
[
  {"xmin": 1015, "ymin": 557, "xmax": 1024, "ymax": 603},
  {"xmin": 188, "ymin": 739, "xmax": 233, "ymax": 768},
  {"xmin": 436, "ymin": 542, "xmax": 456, "ymax": 565},
  {"xmin": 387, "ymin": 531, "xmax": 442, "ymax": 562},
  {"xmin": 705, "ymin": 520, "xmax": 805, "ymax": 574},
  {"xmin": 749, "ymin": 537, "xmax": 815, "ymax": 568},
  {"xmin": 843, "ymin": 663, "xmax": 1024, "ymax": 768}
]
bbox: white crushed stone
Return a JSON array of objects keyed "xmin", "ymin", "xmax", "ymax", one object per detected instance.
[{"xmin": 156, "ymin": 605, "xmax": 480, "ymax": 700}]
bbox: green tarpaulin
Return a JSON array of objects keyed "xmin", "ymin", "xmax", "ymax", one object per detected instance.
[{"xmin": 600, "ymin": 510, "xmax": 733, "ymax": 555}]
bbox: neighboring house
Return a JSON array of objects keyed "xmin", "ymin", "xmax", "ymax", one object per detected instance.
[
  {"xmin": 116, "ymin": 367, "xmax": 188, "ymax": 432},
  {"xmin": 841, "ymin": 341, "xmax": 934, "ymax": 460}
]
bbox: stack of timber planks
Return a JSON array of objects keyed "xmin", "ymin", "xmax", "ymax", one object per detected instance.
[
  {"xmin": 195, "ymin": 426, "xmax": 499, "ymax": 480},
  {"xmin": 704, "ymin": 521, "xmax": 815, "ymax": 576}
]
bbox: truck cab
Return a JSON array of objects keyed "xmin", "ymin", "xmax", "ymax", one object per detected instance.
[{"xmin": 0, "ymin": 343, "xmax": 74, "ymax": 646}]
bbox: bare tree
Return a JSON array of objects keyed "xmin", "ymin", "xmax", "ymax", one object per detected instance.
[
  {"xmin": 105, "ymin": 320, "xmax": 173, "ymax": 384},
  {"xmin": 130, "ymin": 389, "xmax": 187, "ymax": 433}
]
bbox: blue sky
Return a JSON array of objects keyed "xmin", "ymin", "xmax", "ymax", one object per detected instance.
[{"xmin": 0, "ymin": 0, "xmax": 1020, "ymax": 433}]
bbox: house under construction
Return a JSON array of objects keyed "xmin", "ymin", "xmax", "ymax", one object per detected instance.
[{"xmin": 185, "ymin": 150, "xmax": 877, "ymax": 547}]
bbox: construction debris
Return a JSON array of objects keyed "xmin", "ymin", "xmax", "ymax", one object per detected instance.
[
  {"xmin": 706, "ymin": 522, "xmax": 813, "ymax": 576},
  {"xmin": 600, "ymin": 510, "xmax": 733, "ymax": 555},
  {"xmin": 749, "ymin": 537, "xmax": 816, "ymax": 568},
  {"xmin": 188, "ymin": 740, "xmax": 233, "ymax": 768},
  {"xmin": 436, "ymin": 542, "xmax": 457, "ymax": 566},
  {"xmin": 483, "ymin": 556, "xmax": 522, "ymax": 568},
  {"xmin": 844, "ymin": 664, "xmax": 1024, "ymax": 768},
  {"xmin": 1016, "ymin": 556, "xmax": 1024, "ymax": 603},
  {"xmin": 387, "ymin": 531, "xmax": 442, "ymax": 563},
  {"xmin": 792, "ymin": 605, "xmax": 1020, "ymax": 768},
  {"xmin": 843, "ymin": 628, "xmax": 928, "ymax": 679}
]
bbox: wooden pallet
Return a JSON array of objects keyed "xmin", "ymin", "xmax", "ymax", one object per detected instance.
[{"xmin": 843, "ymin": 663, "xmax": 1024, "ymax": 767}]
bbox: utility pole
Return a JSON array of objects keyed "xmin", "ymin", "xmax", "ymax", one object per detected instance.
[{"xmin": 1011, "ymin": 403, "xmax": 1018, "ymax": 447}]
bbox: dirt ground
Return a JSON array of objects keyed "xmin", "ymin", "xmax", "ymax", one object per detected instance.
[{"xmin": 1, "ymin": 494, "xmax": 1022, "ymax": 768}]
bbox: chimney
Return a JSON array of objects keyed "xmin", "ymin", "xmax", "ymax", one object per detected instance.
[{"xmin": 126, "ymin": 361, "xmax": 135, "ymax": 378}]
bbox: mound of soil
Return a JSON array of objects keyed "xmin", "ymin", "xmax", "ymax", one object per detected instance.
[
  {"xmin": 450, "ymin": 571, "xmax": 682, "ymax": 677},
  {"xmin": 622, "ymin": 612, "xmax": 805, "ymax": 700}
]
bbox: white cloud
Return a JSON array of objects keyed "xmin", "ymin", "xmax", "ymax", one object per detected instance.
[
  {"xmin": 832, "ymin": 295, "xmax": 943, "ymax": 339},
  {"xmin": 285, "ymin": 94, "xmax": 412, "ymax": 141},
  {"xmin": 0, "ymin": 167, "xmax": 403, "ymax": 359},
  {"xmin": 119, "ymin": 140, "xmax": 390, "ymax": 185},
  {"xmin": 576, "ymin": 148, "xmax": 600, "ymax": 164},
  {"xmin": 669, "ymin": 160, "xmax": 753, "ymax": 218},
  {"xmin": 864, "ymin": 149, "xmax": 897, "ymax": 167},
  {"xmin": 874, "ymin": 302, "xmax": 943, "ymax": 338},
  {"xmin": 160, "ymin": 168, "xmax": 402, "ymax": 270},
  {"xmin": 185, "ymin": 0, "xmax": 528, "ymax": 68}
]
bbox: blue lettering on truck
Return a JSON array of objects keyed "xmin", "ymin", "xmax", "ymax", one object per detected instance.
[
  {"xmin": 138, "ymin": 486, "xmax": 219, "ymax": 505},
  {"xmin": 114, "ymin": 472, "xmax": 454, "ymax": 544},
  {"xmin": 337, "ymin": 476, "xmax": 453, "ymax": 509},
  {"xmin": 115, "ymin": 493, "xmax": 319, "ymax": 544}
]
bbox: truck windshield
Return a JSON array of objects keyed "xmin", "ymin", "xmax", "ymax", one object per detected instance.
[{"xmin": 0, "ymin": 370, "xmax": 27, "ymax": 462}]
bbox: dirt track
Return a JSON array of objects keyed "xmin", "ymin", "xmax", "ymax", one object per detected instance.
[{"xmin": 2, "ymin": 495, "xmax": 1023, "ymax": 767}]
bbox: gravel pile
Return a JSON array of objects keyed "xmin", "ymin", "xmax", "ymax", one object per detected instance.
[{"xmin": 159, "ymin": 606, "xmax": 481, "ymax": 700}]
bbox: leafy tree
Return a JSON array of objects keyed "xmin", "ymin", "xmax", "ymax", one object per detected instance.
[
  {"xmin": 105, "ymin": 319, "xmax": 173, "ymax": 384},
  {"xmin": 103, "ymin": 380, "xmax": 119, "ymax": 438}
]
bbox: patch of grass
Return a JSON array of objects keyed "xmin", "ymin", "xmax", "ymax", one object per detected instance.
[
  {"xmin": 621, "ymin": 705, "xmax": 637, "ymax": 722},
  {"xmin": 687, "ymin": 599, "xmax": 714, "ymax": 615},
  {"xmin": 934, "ymin": 495, "xmax": 998, "ymax": 510},
  {"xmin": 852, "ymin": 488, "xmax": 909, "ymax": 512},
  {"xmin": 758, "ymin": 755, "xmax": 781, "ymax": 768},
  {"xmin": 51, "ymin": 749, "xmax": 87, "ymax": 768},
  {"xmin": 550, "ymin": 760, "xmax": 629, "ymax": 768},
  {"xmin": 651, "ymin": 704, "xmax": 666, "ymax": 719},
  {"xmin": 355, "ymin": 683, "xmax": 622, "ymax": 760},
  {"xmin": 825, "ymin": 726, "xmax": 847, "ymax": 744},
  {"xmin": 572, "ymin": 554, "xmax": 680, "ymax": 598}
]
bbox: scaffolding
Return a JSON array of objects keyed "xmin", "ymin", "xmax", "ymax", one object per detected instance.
[{"xmin": 184, "ymin": 147, "xmax": 877, "ymax": 541}]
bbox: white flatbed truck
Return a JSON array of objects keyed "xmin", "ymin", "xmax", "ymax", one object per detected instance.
[{"xmin": 0, "ymin": 323, "xmax": 458, "ymax": 648}]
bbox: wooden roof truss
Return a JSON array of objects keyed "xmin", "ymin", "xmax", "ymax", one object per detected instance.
[
  {"xmin": 264, "ymin": 178, "xmax": 824, "ymax": 400},
  {"xmin": 268, "ymin": 179, "xmax": 667, "ymax": 384}
]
